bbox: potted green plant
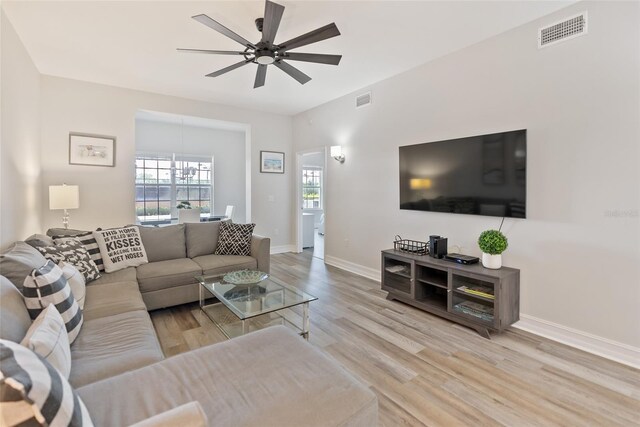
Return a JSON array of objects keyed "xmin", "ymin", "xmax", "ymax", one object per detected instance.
[
  {"xmin": 176, "ymin": 201, "xmax": 192, "ymax": 209},
  {"xmin": 478, "ymin": 229, "xmax": 508, "ymax": 269}
]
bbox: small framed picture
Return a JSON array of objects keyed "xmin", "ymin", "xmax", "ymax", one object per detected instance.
[
  {"xmin": 260, "ymin": 151, "xmax": 285, "ymax": 174},
  {"xmin": 69, "ymin": 133, "xmax": 116, "ymax": 167}
]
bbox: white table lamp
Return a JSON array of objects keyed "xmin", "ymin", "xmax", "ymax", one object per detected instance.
[{"xmin": 49, "ymin": 184, "xmax": 79, "ymax": 229}]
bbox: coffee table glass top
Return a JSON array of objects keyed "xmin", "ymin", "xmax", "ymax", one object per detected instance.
[{"xmin": 196, "ymin": 274, "xmax": 317, "ymax": 320}]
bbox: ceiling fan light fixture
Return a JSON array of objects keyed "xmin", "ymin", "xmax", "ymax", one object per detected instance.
[{"xmin": 256, "ymin": 52, "xmax": 275, "ymax": 65}]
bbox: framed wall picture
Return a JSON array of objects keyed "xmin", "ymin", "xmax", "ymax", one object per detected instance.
[
  {"xmin": 69, "ymin": 133, "xmax": 116, "ymax": 167},
  {"xmin": 260, "ymin": 151, "xmax": 285, "ymax": 174}
]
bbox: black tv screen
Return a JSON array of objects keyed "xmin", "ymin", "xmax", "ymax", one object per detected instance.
[{"xmin": 399, "ymin": 130, "xmax": 526, "ymax": 218}]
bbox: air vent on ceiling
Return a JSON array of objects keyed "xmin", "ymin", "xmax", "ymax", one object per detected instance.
[
  {"xmin": 356, "ymin": 92, "xmax": 372, "ymax": 109},
  {"xmin": 538, "ymin": 11, "xmax": 587, "ymax": 49}
]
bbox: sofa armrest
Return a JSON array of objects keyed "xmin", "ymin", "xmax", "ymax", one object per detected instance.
[
  {"xmin": 130, "ymin": 402, "xmax": 207, "ymax": 427},
  {"xmin": 251, "ymin": 234, "xmax": 270, "ymax": 273}
]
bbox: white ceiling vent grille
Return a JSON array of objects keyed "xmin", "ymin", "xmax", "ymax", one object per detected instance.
[
  {"xmin": 538, "ymin": 11, "xmax": 587, "ymax": 49},
  {"xmin": 356, "ymin": 92, "xmax": 372, "ymax": 109}
]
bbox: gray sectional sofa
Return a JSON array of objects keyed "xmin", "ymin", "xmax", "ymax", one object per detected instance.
[
  {"xmin": 0, "ymin": 222, "xmax": 379, "ymax": 425},
  {"xmin": 46, "ymin": 222, "xmax": 271, "ymax": 310}
]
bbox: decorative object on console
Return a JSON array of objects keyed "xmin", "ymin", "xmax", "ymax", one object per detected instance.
[
  {"xmin": 0, "ymin": 340, "xmax": 93, "ymax": 427},
  {"xmin": 22, "ymin": 260, "xmax": 83, "ymax": 343},
  {"xmin": 69, "ymin": 132, "xmax": 115, "ymax": 167},
  {"xmin": 331, "ymin": 146, "xmax": 345, "ymax": 163},
  {"xmin": 49, "ymin": 184, "xmax": 79, "ymax": 229},
  {"xmin": 34, "ymin": 239, "xmax": 101, "ymax": 282},
  {"xmin": 223, "ymin": 270, "xmax": 269, "ymax": 285},
  {"xmin": 214, "ymin": 222, "xmax": 256, "ymax": 256},
  {"xmin": 177, "ymin": 0, "xmax": 342, "ymax": 88},
  {"xmin": 260, "ymin": 151, "xmax": 285, "ymax": 173},
  {"xmin": 478, "ymin": 228, "xmax": 508, "ymax": 269},
  {"xmin": 92, "ymin": 226, "xmax": 149, "ymax": 273},
  {"xmin": 178, "ymin": 206, "xmax": 202, "ymax": 224},
  {"xmin": 428, "ymin": 235, "xmax": 448, "ymax": 259},
  {"xmin": 393, "ymin": 235, "xmax": 428, "ymax": 255}
]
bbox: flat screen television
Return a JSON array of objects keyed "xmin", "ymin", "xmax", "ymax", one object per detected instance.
[{"xmin": 399, "ymin": 130, "xmax": 526, "ymax": 218}]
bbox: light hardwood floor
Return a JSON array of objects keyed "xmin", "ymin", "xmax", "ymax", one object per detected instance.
[{"xmin": 150, "ymin": 251, "xmax": 640, "ymax": 426}]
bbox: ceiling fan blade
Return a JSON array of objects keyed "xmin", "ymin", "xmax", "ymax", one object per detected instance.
[
  {"xmin": 261, "ymin": 1, "xmax": 285, "ymax": 46},
  {"xmin": 254, "ymin": 65, "xmax": 268, "ymax": 88},
  {"xmin": 280, "ymin": 52, "xmax": 342, "ymax": 65},
  {"xmin": 277, "ymin": 23, "xmax": 340, "ymax": 53},
  {"xmin": 273, "ymin": 60, "xmax": 311, "ymax": 85},
  {"xmin": 206, "ymin": 58, "xmax": 254, "ymax": 78},
  {"xmin": 177, "ymin": 48, "xmax": 248, "ymax": 55},
  {"xmin": 192, "ymin": 14, "xmax": 256, "ymax": 49}
]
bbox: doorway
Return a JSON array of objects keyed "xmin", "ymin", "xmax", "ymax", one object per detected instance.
[{"xmin": 296, "ymin": 148, "xmax": 326, "ymax": 260}]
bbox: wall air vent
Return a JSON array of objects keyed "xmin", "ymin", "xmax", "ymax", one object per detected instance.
[
  {"xmin": 538, "ymin": 11, "xmax": 587, "ymax": 49},
  {"xmin": 355, "ymin": 92, "xmax": 372, "ymax": 109}
]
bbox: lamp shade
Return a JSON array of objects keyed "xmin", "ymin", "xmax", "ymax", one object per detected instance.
[
  {"xmin": 330, "ymin": 146, "xmax": 343, "ymax": 158},
  {"xmin": 49, "ymin": 185, "xmax": 79, "ymax": 210}
]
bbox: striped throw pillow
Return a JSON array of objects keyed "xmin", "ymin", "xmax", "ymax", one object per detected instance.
[
  {"xmin": 54, "ymin": 232, "xmax": 104, "ymax": 272},
  {"xmin": 20, "ymin": 304, "xmax": 71, "ymax": 379},
  {"xmin": 22, "ymin": 261, "xmax": 83, "ymax": 344},
  {"xmin": 0, "ymin": 339, "xmax": 93, "ymax": 427}
]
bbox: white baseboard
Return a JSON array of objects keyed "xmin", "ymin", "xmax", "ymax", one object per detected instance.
[
  {"xmin": 513, "ymin": 314, "xmax": 640, "ymax": 369},
  {"xmin": 322, "ymin": 255, "xmax": 640, "ymax": 369},
  {"xmin": 270, "ymin": 245, "xmax": 296, "ymax": 254},
  {"xmin": 324, "ymin": 255, "xmax": 381, "ymax": 282}
]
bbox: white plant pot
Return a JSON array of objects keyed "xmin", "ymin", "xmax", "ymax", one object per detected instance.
[{"xmin": 482, "ymin": 253, "xmax": 502, "ymax": 269}]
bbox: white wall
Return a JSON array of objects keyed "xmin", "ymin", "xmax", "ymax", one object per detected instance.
[
  {"xmin": 293, "ymin": 1, "xmax": 640, "ymax": 348},
  {"xmin": 39, "ymin": 76, "xmax": 293, "ymax": 247},
  {"xmin": 135, "ymin": 119, "xmax": 247, "ymax": 222},
  {"xmin": 0, "ymin": 11, "xmax": 42, "ymax": 248}
]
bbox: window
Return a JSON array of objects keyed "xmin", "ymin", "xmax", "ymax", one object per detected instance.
[
  {"xmin": 135, "ymin": 153, "xmax": 213, "ymax": 223},
  {"xmin": 302, "ymin": 168, "xmax": 322, "ymax": 209}
]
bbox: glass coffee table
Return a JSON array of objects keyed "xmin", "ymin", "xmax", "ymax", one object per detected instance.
[{"xmin": 196, "ymin": 273, "xmax": 318, "ymax": 340}]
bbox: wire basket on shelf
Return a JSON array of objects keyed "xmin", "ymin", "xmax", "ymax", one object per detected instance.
[{"xmin": 393, "ymin": 235, "xmax": 428, "ymax": 255}]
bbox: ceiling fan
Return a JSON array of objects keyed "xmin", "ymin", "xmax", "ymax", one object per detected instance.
[{"xmin": 178, "ymin": 0, "xmax": 342, "ymax": 88}]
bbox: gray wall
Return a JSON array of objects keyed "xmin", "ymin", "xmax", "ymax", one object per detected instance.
[
  {"xmin": 0, "ymin": 11, "xmax": 42, "ymax": 248},
  {"xmin": 135, "ymin": 119, "xmax": 247, "ymax": 222},
  {"xmin": 293, "ymin": 1, "xmax": 640, "ymax": 347}
]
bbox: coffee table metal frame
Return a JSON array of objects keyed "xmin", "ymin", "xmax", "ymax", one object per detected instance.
[{"xmin": 196, "ymin": 274, "xmax": 317, "ymax": 340}]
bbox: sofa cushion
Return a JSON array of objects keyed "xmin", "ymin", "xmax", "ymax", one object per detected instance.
[
  {"xmin": 21, "ymin": 304, "xmax": 71, "ymax": 379},
  {"xmin": 185, "ymin": 222, "xmax": 221, "ymax": 258},
  {"xmin": 214, "ymin": 222, "xmax": 255, "ymax": 256},
  {"xmin": 192, "ymin": 254, "xmax": 257, "ymax": 277},
  {"xmin": 93, "ymin": 226, "xmax": 149, "ymax": 273},
  {"xmin": 0, "ymin": 242, "xmax": 48, "ymax": 290},
  {"xmin": 77, "ymin": 326, "xmax": 378, "ymax": 427},
  {"xmin": 0, "ymin": 276, "xmax": 32, "ymax": 342},
  {"xmin": 139, "ymin": 224, "xmax": 187, "ymax": 262},
  {"xmin": 69, "ymin": 310, "xmax": 164, "ymax": 388},
  {"xmin": 35, "ymin": 239, "xmax": 101, "ymax": 282},
  {"xmin": 130, "ymin": 402, "xmax": 207, "ymax": 427},
  {"xmin": 53, "ymin": 232, "xmax": 105, "ymax": 272},
  {"xmin": 88, "ymin": 266, "xmax": 136, "ymax": 286},
  {"xmin": 0, "ymin": 339, "xmax": 94, "ymax": 427},
  {"xmin": 23, "ymin": 260, "xmax": 83, "ymax": 344},
  {"xmin": 136, "ymin": 258, "xmax": 202, "ymax": 293},
  {"xmin": 83, "ymin": 281, "xmax": 147, "ymax": 321}
]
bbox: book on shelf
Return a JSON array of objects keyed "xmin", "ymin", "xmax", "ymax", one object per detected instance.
[
  {"xmin": 453, "ymin": 301, "xmax": 494, "ymax": 321},
  {"xmin": 457, "ymin": 285, "xmax": 494, "ymax": 299}
]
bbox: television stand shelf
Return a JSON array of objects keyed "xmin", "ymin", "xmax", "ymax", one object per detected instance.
[{"xmin": 381, "ymin": 249, "xmax": 520, "ymax": 338}]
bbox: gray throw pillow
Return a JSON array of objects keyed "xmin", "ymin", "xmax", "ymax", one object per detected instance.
[
  {"xmin": 0, "ymin": 242, "xmax": 48, "ymax": 291},
  {"xmin": 138, "ymin": 224, "xmax": 186, "ymax": 262},
  {"xmin": 35, "ymin": 239, "xmax": 101, "ymax": 282},
  {"xmin": 214, "ymin": 222, "xmax": 255, "ymax": 256},
  {"xmin": 185, "ymin": 222, "xmax": 221, "ymax": 258},
  {"xmin": 25, "ymin": 234, "xmax": 55, "ymax": 248}
]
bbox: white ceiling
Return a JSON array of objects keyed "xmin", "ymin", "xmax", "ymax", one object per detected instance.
[{"xmin": 3, "ymin": 1, "xmax": 573, "ymax": 115}]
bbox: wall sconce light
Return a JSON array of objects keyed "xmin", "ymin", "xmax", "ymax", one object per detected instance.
[{"xmin": 331, "ymin": 146, "xmax": 345, "ymax": 163}]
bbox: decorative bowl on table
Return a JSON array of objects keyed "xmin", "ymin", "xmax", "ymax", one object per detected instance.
[{"xmin": 223, "ymin": 270, "xmax": 269, "ymax": 285}]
